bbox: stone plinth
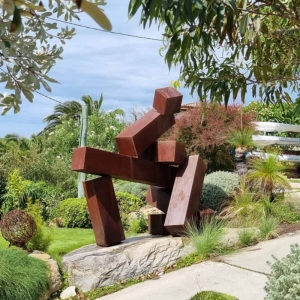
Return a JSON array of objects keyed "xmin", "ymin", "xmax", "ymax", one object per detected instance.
[{"xmin": 62, "ymin": 235, "xmax": 193, "ymax": 292}]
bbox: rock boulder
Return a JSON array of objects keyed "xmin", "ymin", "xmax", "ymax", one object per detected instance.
[
  {"xmin": 62, "ymin": 235, "xmax": 192, "ymax": 292},
  {"xmin": 29, "ymin": 251, "xmax": 63, "ymax": 299}
]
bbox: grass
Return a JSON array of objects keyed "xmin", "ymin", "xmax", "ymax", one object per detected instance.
[
  {"xmin": 0, "ymin": 227, "xmax": 139, "ymax": 266},
  {"xmin": 259, "ymin": 215, "xmax": 279, "ymax": 240},
  {"xmin": 184, "ymin": 219, "xmax": 228, "ymax": 260},
  {"xmin": 238, "ymin": 229, "xmax": 257, "ymax": 246},
  {"xmin": 0, "ymin": 247, "xmax": 49, "ymax": 300}
]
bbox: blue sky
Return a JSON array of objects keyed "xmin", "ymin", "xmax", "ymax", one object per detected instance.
[
  {"xmin": 0, "ymin": 1, "xmax": 194, "ymax": 137},
  {"xmin": 0, "ymin": 1, "xmax": 258, "ymax": 138}
]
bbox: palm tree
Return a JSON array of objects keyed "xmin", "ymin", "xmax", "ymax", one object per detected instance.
[
  {"xmin": 227, "ymin": 128, "xmax": 254, "ymax": 177},
  {"xmin": 0, "ymin": 134, "xmax": 31, "ymax": 157},
  {"xmin": 41, "ymin": 94, "xmax": 104, "ymax": 134},
  {"xmin": 247, "ymin": 154, "xmax": 291, "ymax": 201}
]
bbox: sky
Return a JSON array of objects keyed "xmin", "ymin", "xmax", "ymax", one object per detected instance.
[
  {"xmin": 0, "ymin": 1, "xmax": 195, "ymax": 137},
  {"xmin": 1, "ymin": 1, "xmax": 265, "ymax": 138}
]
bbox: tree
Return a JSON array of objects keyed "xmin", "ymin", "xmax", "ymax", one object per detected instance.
[
  {"xmin": 247, "ymin": 154, "xmax": 291, "ymax": 201},
  {"xmin": 42, "ymin": 94, "xmax": 105, "ymax": 133},
  {"xmin": 0, "ymin": 0, "xmax": 112, "ymax": 115},
  {"xmin": 167, "ymin": 103, "xmax": 255, "ymax": 173},
  {"xmin": 227, "ymin": 128, "xmax": 254, "ymax": 176},
  {"xmin": 129, "ymin": 0, "xmax": 300, "ymax": 105},
  {"xmin": 0, "ymin": 134, "xmax": 31, "ymax": 155}
]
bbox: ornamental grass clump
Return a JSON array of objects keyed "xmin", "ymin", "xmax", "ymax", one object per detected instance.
[
  {"xmin": 0, "ymin": 248, "xmax": 49, "ymax": 300},
  {"xmin": 265, "ymin": 244, "xmax": 300, "ymax": 300},
  {"xmin": 184, "ymin": 219, "xmax": 226, "ymax": 260}
]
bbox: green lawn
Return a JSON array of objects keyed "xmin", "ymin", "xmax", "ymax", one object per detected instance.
[{"xmin": 0, "ymin": 227, "xmax": 139, "ymax": 265}]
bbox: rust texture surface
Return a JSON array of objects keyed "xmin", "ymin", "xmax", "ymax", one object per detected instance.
[
  {"xmin": 83, "ymin": 176, "xmax": 125, "ymax": 246},
  {"xmin": 140, "ymin": 141, "xmax": 185, "ymax": 165},
  {"xmin": 148, "ymin": 214, "xmax": 169, "ymax": 235},
  {"xmin": 71, "ymin": 87, "xmax": 206, "ymax": 247},
  {"xmin": 164, "ymin": 155, "xmax": 206, "ymax": 235},
  {"xmin": 146, "ymin": 186, "xmax": 172, "ymax": 213},
  {"xmin": 115, "ymin": 109, "xmax": 175, "ymax": 157},
  {"xmin": 153, "ymin": 87, "xmax": 183, "ymax": 115},
  {"xmin": 72, "ymin": 147, "xmax": 176, "ymax": 187}
]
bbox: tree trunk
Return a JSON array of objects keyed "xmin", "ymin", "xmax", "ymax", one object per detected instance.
[{"xmin": 235, "ymin": 153, "xmax": 247, "ymax": 177}]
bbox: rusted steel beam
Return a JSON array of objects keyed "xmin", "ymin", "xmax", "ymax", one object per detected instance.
[
  {"xmin": 142, "ymin": 141, "xmax": 186, "ymax": 165},
  {"xmin": 83, "ymin": 176, "xmax": 125, "ymax": 247},
  {"xmin": 72, "ymin": 147, "xmax": 177, "ymax": 187},
  {"xmin": 115, "ymin": 109, "xmax": 175, "ymax": 157},
  {"xmin": 156, "ymin": 141, "xmax": 186, "ymax": 165},
  {"xmin": 153, "ymin": 87, "xmax": 183, "ymax": 115},
  {"xmin": 148, "ymin": 214, "xmax": 169, "ymax": 235},
  {"xmin": 146, "ymin": 186, "xmax": 172, "ymax": 213},
  {"xmin": 164, "ymin": 155, "xmax": 206, "ymax": 235}
]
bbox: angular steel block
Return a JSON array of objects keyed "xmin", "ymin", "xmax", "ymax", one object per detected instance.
[
  {"xmin": 164, "ymin": 155, "xmax": 206, "ymax": 235},
  {"xmin": 72, "ymin": 147, "xmax": 177, "ymax": 187},
  {"xmin": 141, "ymin": 141, "xmax": 185, "ymax": 165},
  {"xmin": 115, "ymin": 109, "xmax": 175, "ymax": 157},
  {"xmin": 153, "ymin": 87, "xmax": 183, "ymax": 115},
  {"xmin": 156, "ymin": 141, "xmax": 185, "ymax": 165},
  {"xmin": 83, "ymin": 176, "xmax": 125, "ymax": 247},
  {"xmin": 146, "ymin": 186, "xmax": 172, "ymax": 213},
  {"xmin": 148, "ymin": 214, "xmax": 169, "ymax": 235}
]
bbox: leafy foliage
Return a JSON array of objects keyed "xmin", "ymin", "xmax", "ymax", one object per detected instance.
[
  {"xmin": 265, "ymin": 244, "xmax": 300, "ymax": 300},
  {"xmin": 116, "ymin": 192, "xmax": 145, "ymax": 215},
  {"xmin": 0, "ymin": 248, "xmax": 49, "ymax": 300},
  {"xmin": 115, "ymin": 181, "xmax": 148, "ymax": 201},
  {"xmin": 0, "ymin": 0, "xmax": 112, "ymax": 115},
  {"xmin": 128, "ymin": 213, "xmax": 148, "ymax": 234},
  {"xmin": 1, "ymin": 169, "xmax": 29, "ymax": 214},
  {"xmin": 41, "ymin": 94, "xmax": 105, "ymax": 134},
  {"xmin": 247, "ymin": 155, "xmax": 291, "ymax": 198},
  {"xmin": 115, "ymin": 191, "xmax": 145, "ymax": 230},
  {"xmin": 56, "ymin": 198, "xmax": 91, "ymax": 228},
  {"xmin": 245, "ymin": 101, "xmax": 300, "ymax": 127},
  {"xmin": 129, "ymin": 0, "xmax": 300, "ymax": 105},
  {"xmin": 26, "ymin": 200, "xmax": 53, "ymax": 251},
  {"xmin": 227, "ymin": 128, "xmax": 254, "ymax": 149},
  {"xmin": 168, "ymin": 104, "xmax": 255, "ymax": 173},
  {"xmin": 201, "ymin": 171, "xmax": 239, "ymax": 210}
]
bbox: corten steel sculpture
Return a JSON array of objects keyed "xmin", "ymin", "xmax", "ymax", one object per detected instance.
[{"xmin": 72, "ymin": 87, "xmax": 206, "ymax": 247}]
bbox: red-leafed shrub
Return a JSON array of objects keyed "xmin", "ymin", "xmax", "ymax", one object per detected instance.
[{"xmin": 167, "ymin": 103, "xmax": 255, "ymax": 173}]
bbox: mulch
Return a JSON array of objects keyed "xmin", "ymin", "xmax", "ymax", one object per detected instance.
[{"xmin": 277, "ymin": 222, "xmax": 300, "ymax": 236}]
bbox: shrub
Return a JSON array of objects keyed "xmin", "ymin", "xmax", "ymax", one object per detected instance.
[
  {"xmin": 116, "ymin": 192, "xmax": 145, "ymax": 229},
  {"xmin": 238, "ymin": 229, "xmax": 257, "ymax": 247},
  {"xmin": 184, "ymin": 219, "xmax": 226, "ymax": 259},
  {"xmin": 259, "ymin": 215, "xmax": 279, "ymax": 240},
  {"xmin": 26, "ymin": 200, "xmax": 53, "ymax": 252},
  {"xmin": 167, "ymin": 103, "xmax": 255, "ymax": 173},
  {"xmin": 116, "ymin": 192, "xmax": 145, "ymax": 215},
  {"xmin": 188, "ymin": 291, "xmax": 239, "ymax": 300},
  {"xmin": 115, "ymin": 182, "xmax": 148, "ymax": 201},
  {"xmin": 128, "ymin": 213, "xmax": 148, "ymax": 234},
  {"xmin": 56, "ymin": 198, "xmax": 91, "ymax": 228},
  {"xmin": 201, "ymin": 171, "xmax": 239, "ymax": 210},
  {"xmin": 0, "ymin": 248, "xmax": 49, "ymax": 300},
  {"xmin": 265, "ymin": 244, "xmax": 300, "ymax": 300}
]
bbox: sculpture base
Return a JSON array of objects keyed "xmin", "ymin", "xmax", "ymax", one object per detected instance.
[{"xmin": 62, "ymin": 235, "xmax": 193, "ymax": 292}]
